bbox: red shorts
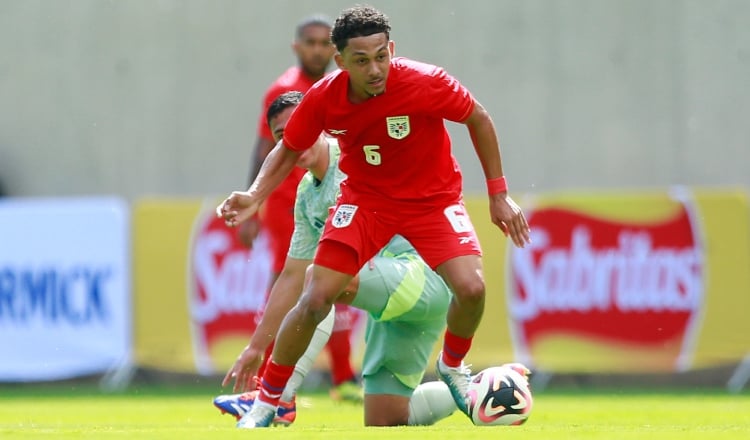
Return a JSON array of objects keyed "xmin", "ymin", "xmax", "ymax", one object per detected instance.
[{"xmin": 314, "ymin": 197, "xmax": 482, "ymax": 275}]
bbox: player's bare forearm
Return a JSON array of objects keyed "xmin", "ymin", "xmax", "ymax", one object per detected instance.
[
  {"xmin": 247, "ymin": 141, "xmax": 299, "ymax": 200},
  {"xmin": 465, "ymin": 100, "xmax": 504, "ymax": 181},
  {"xmin": 246, "ymin": 136, "xmax": 276, "ymax": 187},
  {"xmin": 247, "ymin": 258, "xmax": 310, "ymax": 353},
  {"xmin": 217, "ymin": 141, "xmax": 299, "ymax": 226},
  {"xmin": 464, "ymin": 100, "xmax": 531, "ymax": 247}
]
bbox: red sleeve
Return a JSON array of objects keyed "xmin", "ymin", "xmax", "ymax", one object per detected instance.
[
  {"xmin": 427, "ymin": 67, "xmax": 476, "ymax": 123},
  {"xmin": 281, "ymin": 87, "xmax": 325, "ymax": 152}
]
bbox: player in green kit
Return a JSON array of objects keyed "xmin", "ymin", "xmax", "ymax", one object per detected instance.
[{"xmin": 215, "ymin": 91, "xmax": 461, "ymax": 426}]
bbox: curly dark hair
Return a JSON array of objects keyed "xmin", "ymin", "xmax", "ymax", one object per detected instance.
[
  {"xmin": 266, "ymin": 91, "xmax": 303, "ymax": 127},
  {"xmin": 331, "ymin": 5, "xmax": 391, "ymax": 52}
]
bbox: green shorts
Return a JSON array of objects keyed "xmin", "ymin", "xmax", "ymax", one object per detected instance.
[
  {"xmin": 352, "ymin": 254, "xmax": 452, "ymax": 396},
  {"xmin": 364, "ymin": 366, "xmax": 414, "ymax": 397}
]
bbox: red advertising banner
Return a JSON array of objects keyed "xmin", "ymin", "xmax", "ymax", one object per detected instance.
[
  {"xmin": 188, "ymin": 203, "xmax": 273, "ymax": 374},
  {"xmin": 499, "ymin": 189, "xmax": 750, "ymax": 373}
]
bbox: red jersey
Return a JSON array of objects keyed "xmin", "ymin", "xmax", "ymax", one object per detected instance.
[
  {"xmin": 256, "ymin": 66, "xmax": 316, "ymax": 269},
  {"xmin": 256, "ymin": 66, "xmax": 315, "ymax": 185},
  {"xmin": 282, "ymin": 57, "xmax": 475, "ymax": 205},
  {"xmin": 256, "ymin": 66, "xmax": 318, "ymax": 141},
  {"xmin": 256, "ymin": 68, "xmax": 315, "ymax": 218}
]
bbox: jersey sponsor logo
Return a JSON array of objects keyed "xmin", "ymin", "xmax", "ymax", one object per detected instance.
[
  {"xmin": 386, "ymin": 116, "xmax": 410, "ymax": 139},
  {"xmin": 331, "ymin": 204, "xmax": 358, "ymax": 228},
  {"xmin": 327, "ymin": 128, "xmax": 347, "ymax": 135}
]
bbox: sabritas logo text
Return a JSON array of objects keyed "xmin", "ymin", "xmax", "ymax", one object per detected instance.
[
  {"xmin": 508, "ymin": 196, "xmax": 704, "ymax": 373},
  {"xmin": 188, "ymin": 205, "xmax": 272, "ymax": 374}
]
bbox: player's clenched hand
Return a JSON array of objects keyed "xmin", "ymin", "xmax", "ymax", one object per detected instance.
[
  {"xmin": 222, "ymin": 345, "xmax": 264, "ymax": 393},
  {"xmin": 216, "ymin": 191, "xmax": 261, "ymax": 228},
  {"xmin": 489, "ymin": 194, "xmax": 531, "ymax": 248}
]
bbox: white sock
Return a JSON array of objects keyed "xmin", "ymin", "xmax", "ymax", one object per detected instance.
[
  {"xmin": 252, "ymin": 399, "xmax": 276, "ymax": 411},
  {"xmin": 407, "ymin": 381, "xmax": 457, "ymax": 425},
  {"xmin": 280, "ymin": 305, "xmax": 335, "ymax": 403}
]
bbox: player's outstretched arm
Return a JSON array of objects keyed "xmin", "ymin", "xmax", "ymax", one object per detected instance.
[
  {"xmin": 246, "ymin": 136, "xmax": 277, "ymax": 188},
  {"xmin": 463, "ymin": 100, "xmax": 530, "ymax": 248},
  {"xmin": 221, "ymin": 257, "xmax": 311, "ymax": 392},
  {"xmin": 234, "ymin": 135, "xmax": 279, "ymax": 248},
  {"xmin": 217, "ymin": 141, "xmax": 299, "ymax": 227}
]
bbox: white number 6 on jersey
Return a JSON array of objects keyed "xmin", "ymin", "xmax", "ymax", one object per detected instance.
[{"xmin": 363, "ymin": 145, "xmax": 381, "ymax": 166}]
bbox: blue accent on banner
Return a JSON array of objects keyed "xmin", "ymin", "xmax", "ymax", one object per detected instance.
[{"xmin": 0, "ymin": 266, "xmax": 112, "ymax": 324}]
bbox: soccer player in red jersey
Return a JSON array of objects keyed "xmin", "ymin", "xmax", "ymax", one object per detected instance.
[
  {"xmin": 241, "ymin": 13, "xmax": 334, "ymax": 280},
  {"xmin": 242, "ymin": 14, "xmax": 361, "ymax": 402},
  {"xmin": 218, "ymin": 5, "xmax": 530, "ymax": 428}
]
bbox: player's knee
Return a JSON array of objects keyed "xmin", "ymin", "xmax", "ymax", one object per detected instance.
[
  {"xmin": 304, "ymin": 263, "xmax": 314, "ymax": 287},
  {"xmin": 298, "ymin": 290, "xmax": 334, "ymax": 322},
  {"xmin": 453, "ymin": 277, "xmax": 485, "ymax": 304}
]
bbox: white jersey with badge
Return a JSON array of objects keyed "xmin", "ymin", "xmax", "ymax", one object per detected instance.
[{"xmin": 287, "ymin": 139, "xmax": 346, "ymax": 260}]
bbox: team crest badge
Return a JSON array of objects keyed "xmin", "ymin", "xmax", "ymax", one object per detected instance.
[
  {"xmin": 331, "ymin": 204, "xmax": 358, "ymax": 228},
  {"xmin": 386, "ymin": 116, "xmax": 410, "ymax": 139}
]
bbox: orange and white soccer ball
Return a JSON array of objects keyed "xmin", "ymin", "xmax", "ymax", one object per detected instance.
[{"xmin": 466, "ymin": 364, "xmax": 533, "ymax": 426}]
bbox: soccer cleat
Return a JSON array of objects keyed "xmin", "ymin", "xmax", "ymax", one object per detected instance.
[
  {"xmin": 213, "ymin": 390, "xmax": 297, "ymax": 426},
  {"xmin": 213, "ymin": 391, "xmax": 256, "ymax": 420},
  {"xmin": 436, "ymin": 352, "xmax": 472, "ymax": 416},
  {"xmin": 236, "ymin": 402, "xmax": 275, "ymax": 429},
  {"xmin": 273, "ymin": 400, "xmax": 297, "ymax": 426},
  {"xmin": 329, "ymin": 380, "xmax": 364, "ymax": 404}
]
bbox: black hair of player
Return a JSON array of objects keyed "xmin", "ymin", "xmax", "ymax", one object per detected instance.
[
  {"xmin": 266, "ymin": 91, "xmax": 304, "ymax": 127},
  {"xmin": 295, "ymin": 14, "xmax": 333, "ymax": 40},
  {"xmin": 331, "ymin": 5, "xmax": 391, "ymax": 52}
]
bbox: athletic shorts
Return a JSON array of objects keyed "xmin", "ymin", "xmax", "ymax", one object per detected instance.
[
  {"xmin": 353, "ymin": 254, "xmax": 452, "ymax": 396},
  {"xmin": 316, "ymin": 197, "xmax": 482, "ymax": 275}
]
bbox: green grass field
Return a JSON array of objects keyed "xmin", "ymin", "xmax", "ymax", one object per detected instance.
[{"xmin": 1, "ymin": 385, "xmax": 749, "ymax": 439}]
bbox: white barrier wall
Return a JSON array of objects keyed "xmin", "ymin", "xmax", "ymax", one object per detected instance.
[
  {"xmin": 0, "ymin": 0, "xmax": 748, "ymax": 198},
  {"xmin": 0, "ymin": 198, "xmax": 131, "ymax": 381}
]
